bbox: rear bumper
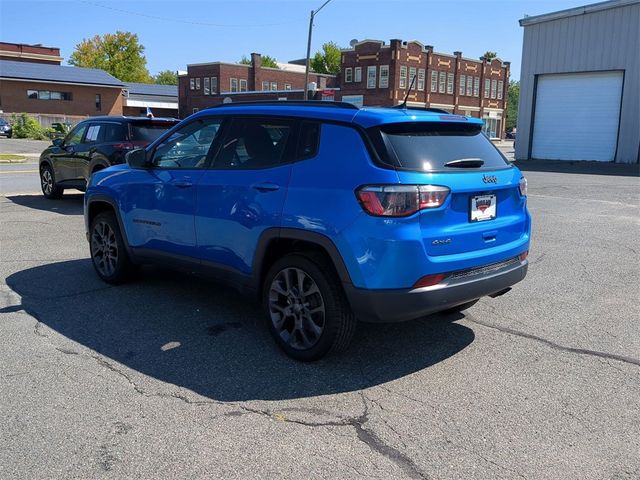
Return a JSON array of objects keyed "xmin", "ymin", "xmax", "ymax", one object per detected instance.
[{"xmin": 344, "ymin": 258, "xmax": 528, "ymax": 323}]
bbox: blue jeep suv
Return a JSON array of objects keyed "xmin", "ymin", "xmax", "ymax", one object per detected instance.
[{"xmin": 84, "ymin": 101, "xmax": 530, "ymax": 361}]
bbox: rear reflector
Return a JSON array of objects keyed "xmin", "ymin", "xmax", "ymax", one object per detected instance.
[
  {"xmin": 413, "ymin": 273, "xmax": 446, "ymax": 288},
  {"xmin": 519, "ymin": 251, "xmax": 529, "ymax": 261}
]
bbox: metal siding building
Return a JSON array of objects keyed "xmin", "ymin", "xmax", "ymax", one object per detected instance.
[{"xmin": 516, "ymin": 0, "xmax": 639, "ymax": 163}]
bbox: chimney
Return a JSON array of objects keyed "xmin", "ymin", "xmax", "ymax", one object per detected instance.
[
  {"xmin": 251, "ymin": 52, "xmax": 262, "ymax": 69},
  {"xmin": 454, "ymin": 51, "xmax": 462, "ymax": 58},
  {"xmin": 425, "ymin": 45, "xmax": 434, "ymax": 53},
  {"xmin": 250, "ymin": 53, "xmax": 261, "ymax": 91}
]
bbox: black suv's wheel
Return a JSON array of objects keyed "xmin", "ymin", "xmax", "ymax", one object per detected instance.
[
  {"xmin": 263, "ymin": 253, "xmax": 356, "ymax": 361},
  {"xmin": 40, "ymin": 164, "xmax": 63, "ymax": 199},
  {"xmin": 89, "ymin": 211, "xmax": 135, "ymax": 284}
]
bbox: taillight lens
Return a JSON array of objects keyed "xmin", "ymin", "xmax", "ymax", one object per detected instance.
[
  {"xmin": 519, "ymin": 176, "xmax": 528, "ymax": 196},
  {"xmin": 113, "ymin": 143, "xmax": 135, "ymax": 150},
  {"xmin": 356, "ymin": 185, "xmax": 450, "ymax": 217}
]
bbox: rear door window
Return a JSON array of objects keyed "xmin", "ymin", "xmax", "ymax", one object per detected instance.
[
  {"xmin": 130, "ymin": 121, "xmax": 178, "ymax": 143},
  {"xmin": 101, "ymin": 123, "xmax": 127, "ymax": 142},
  {"xmin": 370, "ymin": 122, "xmax": 510, "ymax": 172},
  {"xmin": 297, "ymin": 122, "xmax": 321, "ymax": 159}
]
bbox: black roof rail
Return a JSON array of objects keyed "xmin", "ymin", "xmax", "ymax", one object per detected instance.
[
  {"xmin": 392, "ymin": 105, "xmax": 451, "ymax": 114},
  {"xmin": 207, "ymin": 100, "xmax": 359, "ymax": 110}
]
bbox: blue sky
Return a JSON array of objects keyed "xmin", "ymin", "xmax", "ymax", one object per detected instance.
[{"xmin": 1, "ymin": 0, "xmax": 589, "ymax": 80}]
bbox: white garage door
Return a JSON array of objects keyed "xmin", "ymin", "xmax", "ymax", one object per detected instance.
[{"xmin": 532, "ymin": 71, "xmax": 623, "ymax": 161}]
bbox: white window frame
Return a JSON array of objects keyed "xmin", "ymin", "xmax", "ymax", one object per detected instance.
[
  {"xmin": 430, "ymin": 71, "xmax": 438, "ymax": 92},
  {"xmin": 497, "ymin": 80, "xmax": 504, "ymax": 99},
  {"xmin": 409, "ymin": 67, "xmax": 416, "ymax": 90},
  {"xmin": 262, "ymin": 81, "xmax": 269, "ymax": 91},
  {"xmin": 446, "ymin": 72, "xmax": 454, "ymax": 94},
  {"xmin": 473, "ymin": 77, "xmax": 479, "ymax": 97},
  {"xmin": 417, "ymin": 69, "xmax": 425, "ymax": 91},
  {"xmin": 239, "ymin": 79, "xmax": 247, "ymax": 92},
  {"xmin": 466, "ymin": 76, "xmax": 473, "ymax": 96},
  {"xmin": 284, "ymin": 83, "xmax": 291, "ymax": 90},
  {"xmin": 345, "ymin": 67, "xmax": 352, "ymax": 83},
  {"xmin": 203, "ymin": 77, "xmax": 210, "ymax": 95},
  {"xmin": 438, "ymin": 71, "xmax": 446, "ymax": 93},
  {"xmin": 230, "ymin": 78, "xmax": 238, "ymax": 92},
  {"xmin": 459, "ymin": 75, "xmax": 466, "ymax": 96},
  {"xmin": 399, "ymin": 66, "xmax": 407, "ymax": 89},
  {"xmin": 379, "ymin": 65, "xmax": 389, "ymax": 88},
  {"xmin": 491, "ymin": 79, "xmax": 497, "ymax": 99},
  {"xmin": 189, "ymin": 78, "xmax": 194, "ymax": 90},
  {"xmin": 354, "ymin": 67, "xmax": 362, "ymax": 82},
  {"xmin": 484, "ymin": 79, "xmax": 491, "ymax": 97},
  {"xmin": 367, "ymin": 66, "xmax": 376, "ymax": 89},
  {"xmin": 271, "ymin": 82, "xmax": 277, "ymax": 91},
  {"xmin": 211, "ymin": 77, "xmax": 218, "ymax": 94},
  {"xmin": 195, "ymin": 78, "xmax": 200, "ymax": 90}
]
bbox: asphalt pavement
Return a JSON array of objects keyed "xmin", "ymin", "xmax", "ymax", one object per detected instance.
[{"xmin": 0, "ymin": 159, "xmax": 639, "ymax": 479}]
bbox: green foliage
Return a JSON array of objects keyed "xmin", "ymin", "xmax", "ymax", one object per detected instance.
[
  {"xmin": 310, "ymin": 42, "xmax": 341, "ymax": 74},
  {"xmin": 10, "ymin": 113, "xmax": 51, "ymax": 140},
  {"xmin": 506, "ymin": 80, "xmax": 520, "ymax": 130},
  {"xmin": 239, "ymin": 54, "xmax": 279, "ymax": 68},
  {"xmin": 154, "ymin": 70, "xmax": 178, "ymax": 85},
  {"xmin": 69, "ymin": 31, "xmax": 151, "ymax": 83},
  {"xmin": 482, "ymin": 51, "xmax": 498, "ymax": 61}
]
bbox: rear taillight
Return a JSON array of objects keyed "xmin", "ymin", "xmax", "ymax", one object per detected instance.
[
  {"xmin": 519, "ymin": 176, "xmax": 528, "ymax": 196},
  {"xmin": 113, "ymin": 143, "xmax": 135, "ymax": 150},
  {"xmin": 356, "ymin": 185, "xmax": 450, "ymax": 217},
  {"xmin": 519, "ymin": 251, "xmax": 529, "ymax": 261}
]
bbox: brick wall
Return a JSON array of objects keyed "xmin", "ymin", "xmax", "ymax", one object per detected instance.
[{"xmin": 0, "ymin": 42, "xmax": 62, "ymax": 64}]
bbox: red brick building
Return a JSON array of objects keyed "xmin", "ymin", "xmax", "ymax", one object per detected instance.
[
  {"xmin": 339, "ymin": 39, "xmax": 510, "ymax": 138},
  {"xmin": 178, "ymin": 53, "xmax": 338, "ymax": 118},
  {"xmin": 0, "ymin": 41, "xmax": 63, "ymax": 65}
]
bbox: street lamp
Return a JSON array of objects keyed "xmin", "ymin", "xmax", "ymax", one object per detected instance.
[{"xmin": 303, "ymin": 0, "xmax": 333, "ymax": 101}]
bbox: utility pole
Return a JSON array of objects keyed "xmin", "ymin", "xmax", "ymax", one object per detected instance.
[{"xmin": 303, "ymin": 0, "xmax": 333, "ymax": 101}]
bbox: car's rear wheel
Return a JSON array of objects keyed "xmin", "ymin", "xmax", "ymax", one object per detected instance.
[
  {"xmin": 40, "ymin": 164, "xmax": 63, "ymax": 199},
  {"xmin": 263, "ymin": 253, "xmax": 356, "ymax": 361},
  {"xmin": 90, "ymin": 211, "xmax": 135, "ymax": 284}
]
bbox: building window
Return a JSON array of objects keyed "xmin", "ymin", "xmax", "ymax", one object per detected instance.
[
  {"xmin": 408, "ymin": 67, "xmax": 416, "ymax": 89},
  {"xmin": 430, "ymin": 71, "xmax": 438, "ymax": 92},
  {"xmin": 239, "ymin": 79, "xmax": 248, "ymax": 92},
  {"xmin": 491, "ymin": 79, "xmax": 497, "ymax": 99},
  {"xmin": 230, "ymin": 78, "xmax": 238, "ymax": 92},
  {"xmin": 195, "ymin": 78, "xmax": 201, "ymax": 90},
  {"xmin": 95, "ymin": 94, "xmax": 101, "ymax": 112},
  {"xmin": 262, "ymin": 81, "xmax": 269, "ymax": 91},
  {"xmin": 27, "ymin": 90, "xmax": 72, "ymax": 101},
  {"xmin": 367, "ymin": 66, "xmax": 376, "ymax": 89},
  {"xmin": 473, "ymin": 77, "xmax": 480, "ymax": 97},
  {"xmin": 379, "ymin": 65, "xmax": 389, "ymax": 88},
  {"xmin": 211, "ymin": 77, "xmax": 218, "ymax": 94},
  {"xmin": 354, "ymin": 67, "xmax": 362, "ymax": 82},
  {"xmin": 466, "ymin": 76, "xmax": 473, "ymax": 96},
  {"xmin": 484, "ymin": 79, "xmax": 491, "ymax": 97},
  {"xmin": 189, "ymin": 78, "xmax": 194, "ymax": 90},
  {"xmin": 459, "ymin": 75, "xmax": 466, "ymax": 96},
  {"xmin": 446, "ymin": 72, "xmax": 454, "ymax": 94},
  {"xmin": 345, "ymin": 67, "xmax": 352, "ymax": 83},
  {"xmin": 417, "ymin": 69, "xmax": 425, "ymax": 91},
  {"xmin": 399, "ymin": 66, "xmax": 407, "ymax": 89},
  {"xmin": 438, "ymin": 71, "xmax": 446, "ymax": 93},
  {"xmin": 271, "ymin": 82, "xmax": 277, "ymax": 90},
  {"xmin": 204, "ymin": 77, "xmax": 210, "ymax": 95},
  {"xmin": 497, "ymin": 80, "xmax": 504, "ymax": 99},
  {"xmin": 284, "ymin": 83, "xmax": 292, "ymax": 90}
]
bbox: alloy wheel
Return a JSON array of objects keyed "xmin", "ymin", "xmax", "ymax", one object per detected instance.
[
  {"xmin": 268, "ymin": 267, "xmax": 326, "ymax": 350},
  {"xmin": 91, "ymin": 221, "xmax": 118, "ymax": 277},
  {"xmin": 41, "ymin": 169, "xmax": 53, "ymax": 196}
]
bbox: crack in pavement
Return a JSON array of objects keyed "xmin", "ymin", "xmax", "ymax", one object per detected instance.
[{"xmin": 464, "ymin": 313, "xmax": 640, "ymax": 367}]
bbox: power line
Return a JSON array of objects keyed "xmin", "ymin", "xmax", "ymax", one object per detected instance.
[{"xmin": 77, "ymin": 0, "xmax": 305, "ymax": 28}]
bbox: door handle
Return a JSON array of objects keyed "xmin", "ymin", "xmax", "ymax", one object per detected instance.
[
  {"xmin": 251, "ymin": 182, "xmax": 280, "ymax": 192},
  {"xmin": 171, "ymin": 180, "xmax": 193, "ymax": 188}
]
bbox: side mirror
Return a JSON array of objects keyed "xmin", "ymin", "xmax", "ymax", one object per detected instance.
[
  {"xmin": 126, "ymin": 148, "xmax": 151, "ymax": 169},
  {"xmin": 52, "ymin": 138, "xmax": 63, "ymax": 147}
]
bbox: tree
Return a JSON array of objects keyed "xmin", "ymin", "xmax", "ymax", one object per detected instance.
[
  {"xmin": 69, "ymin": 31, "xmax": 151, "ymax": 83},
  {"xmin": 310, "ymin": 42, "xmax": 341, "ymax": 75},
  {"xmin": 154, "ymin": 70, "xmax": 178, "ymax": 85},
  {"xmin": 506, "ymin": 80, "xmax": 520, "ymax": 130},
  {"xmin": 239, "ymin": 54, "xmax": 279, "ymax": 68},
  {"xmin": 482, "ymin": 51, "xmax": 498, "ymax": 61}
]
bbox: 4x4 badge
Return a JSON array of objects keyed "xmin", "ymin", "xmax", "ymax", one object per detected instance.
[{"xmin": 482, "ymin": 175, "xmax": 497, "ymax": 184}]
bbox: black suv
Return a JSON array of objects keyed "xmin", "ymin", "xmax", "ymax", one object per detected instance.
[{"xmin": 39, "ymin": 116, "xmax": 179, "ymax": 198}]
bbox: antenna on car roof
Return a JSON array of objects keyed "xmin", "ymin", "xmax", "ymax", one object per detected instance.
[{"xmin": 396, "ymin": 73, "xmax": 417, "ymax": 109}]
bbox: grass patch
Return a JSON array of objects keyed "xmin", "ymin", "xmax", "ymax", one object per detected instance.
[{"xmin": 0, "ymin": 154, "xmax": 27, "ymax": 163}]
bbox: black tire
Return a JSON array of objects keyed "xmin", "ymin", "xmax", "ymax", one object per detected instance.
[
  {"xmin": 263, "ymin": 252, "xmax": 356, "ymax": 361},
  {"xmin": 443, "ymin": 299, "xmax": 479, "ymax": 314},
  {"xmin": 89, "ymin": 211, "xmax": 135, "ymax": 285},
  {"xmin": 40, "ymin": 164, "xmax": 63, "ymax": 199}
]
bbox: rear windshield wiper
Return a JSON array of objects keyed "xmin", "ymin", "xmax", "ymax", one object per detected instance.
[{"xmin": 444, "ymin": 158, "xmax": 485, "ymax": 168}]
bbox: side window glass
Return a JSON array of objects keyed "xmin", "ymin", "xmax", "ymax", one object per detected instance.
[
  {"xmin": 213, "ymin": 117, "xmax": 295, "ymax": 170},
  {"xmin": 102, "ymin": 123, "xmax": 126, "ymax": 142},
  {"xmin": 297, "ymin": 122, "xmax": 320, "ymax": 159},
  {"xmin": 84, "ymin": 124, "xmax": 102, "ymax": 144},
  {"xmin": 64, "ymin": 124, "xmax": 88, "ymax": 147},
  {"xmin": 152, "ymin": 117, "xmax": 222, "ymax": 169}
]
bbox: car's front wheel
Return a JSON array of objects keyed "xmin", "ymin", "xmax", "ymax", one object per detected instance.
[
  {"xmin": 89, "ymin": 211, "xmax": 135, "ymax": 284},
  {"xmin": 40, "ymin": 164, "xmax": 63, "ymax": 199},
  {"xmin": 263, "ymin": 253, "xmax": 356, "ymax": 361}
]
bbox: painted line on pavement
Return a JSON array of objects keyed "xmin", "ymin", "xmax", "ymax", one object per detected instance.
[{"xmin": 0, "ymin": 170, "xmax": 38, "ymax": 174}]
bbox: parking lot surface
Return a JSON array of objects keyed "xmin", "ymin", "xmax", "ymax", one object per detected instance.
[{"xmin": 1, "ymin": 166, "xmax": 638, "ymax": 479}]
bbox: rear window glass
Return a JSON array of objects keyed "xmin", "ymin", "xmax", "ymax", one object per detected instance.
[
  {"xmin": 371, "ymin": 122, "xmax": 510, "ymax": 172},
  {"xmin": 130, "ymin": 122, "xmax": 178, "ymax": 142}
]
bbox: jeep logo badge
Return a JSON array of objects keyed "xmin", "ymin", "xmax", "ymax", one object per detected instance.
[{"xmin": 482, "ymin": 175, "xmax": 497, "ymax": 184}]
